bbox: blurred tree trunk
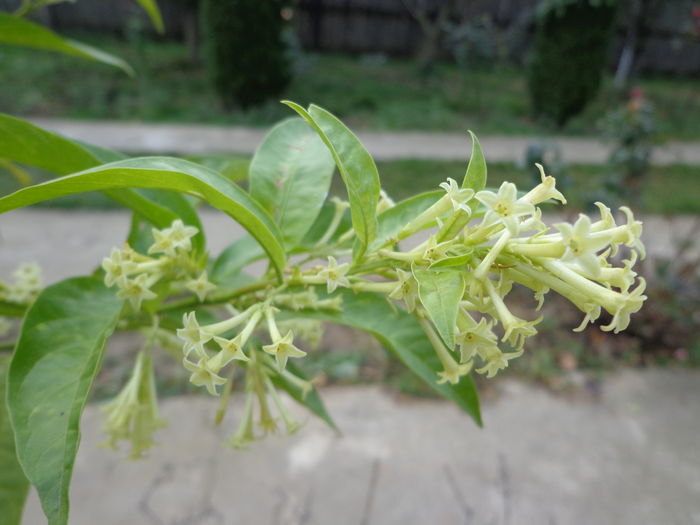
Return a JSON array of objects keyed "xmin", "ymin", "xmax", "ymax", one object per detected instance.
[
  {"xmin": 614, "ymin": 0, "xmax": 663, "ymax": 89},
  {"xmin": 403, "ymin": 0, "xmax": 456, "ymax": 75}
]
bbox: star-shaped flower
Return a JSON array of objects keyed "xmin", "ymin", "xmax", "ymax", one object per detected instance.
[
  {"xmin": 148, "ymin": 219, "xmax": 199, "ymax": 256},
  {"xmin": 439, "ymin": 177, "xmax": 474, "ymax": 213},
  {"xmin": 476, "ymin": 182, "xmax": 535, "ymax": 235},
  {"xmin": 182, "ymin": 357, "xmax": 227, "ymax": 396},
  {"xmin": 116, "ymin": 274, "xmax": 158, "ymax": 311},
  {"xmin": 176, "ymin": 311, "xmax": 213, "ymax": 358},
  {"xmin": 317, "ymin": 256, "xmax": 350, "ymax": 293},
  {"xmin": 102, "ymin": 248, "xmax": 138, "ymax": 288},
  {"xmin": 388, "ymin": 269, "xmax": 419, "ymax": 312},
  {"xmin": 185, "ymin": 271, "xmax": 217, "ymax": 302},
  {"xmin": 262, "ymin": 331, "xmax": 307, "ymax": 370},
  {"xmin": 555, "ymin": 214, "xmax": 611, "ymax": 277}
]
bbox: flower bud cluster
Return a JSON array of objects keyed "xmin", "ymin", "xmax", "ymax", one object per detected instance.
[
  {"xmin": 0, "ymin": 262, "xmax": 42, "ymax": 304},
  {"xmin": 101, "ymin": 220, "xmax": 215, "ymax": 311},
  {"xmin": 101, "ymin": 347, "xmax": 165, "ymax": 459}
]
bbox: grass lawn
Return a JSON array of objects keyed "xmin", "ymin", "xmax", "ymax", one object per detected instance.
[
  {"xmin": 1, "ymin": 34, "xmax": 699, "ymax": 140},
  {"xmin": 3, "ymin": 157, "xmax": 698, "ymax": 215}
]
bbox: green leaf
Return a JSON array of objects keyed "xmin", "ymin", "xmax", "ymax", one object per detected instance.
[
  {"xmin": 210, "ymin": 235, "xmax": 265, "ymax": 285},
  {"xmin": 269, "ymin": 360, "xmax": 339, "ymax": 432},
  {"xmin": 372, "ymin": 190, "xmax": 442, "ymax": 250},
  {"xmin": 0, "ymin": 113, "xmax": 105, "ymax": 175},
  {"xmin": 298, "ymin": 289, "xmax": 481, "ymax": 426},
  {"xmin": 0, "ymin": 13, "xmax": 133, "ymax": 75},
  {"xmin": 463, "ymin": 131, "xmax": 487, "ymax": 192},
  {"xmin": 413, "ymin": 268, "xmax": 465, "ymax": 350},
  {"xmin": 0, "ymin": 357, "xmax": 30, "ymax": 525},
  {"xmin": 0, "ymin": 156, "xmax": 286, "ymax": 280},
  {"xmin": 120, "ymin": 189, "xmax": 206, "ymax": 256},
  {"xmin": 249, "ymin": 117, "xmax": 335, "ymax": 247},
  {"xmin": 134, "ymin": 0, "xmax": 164, "ymax": 33},
  {"xmin": 7, "ymin": 277, "xmax": 124, "ymax": 525},
  {"xmin": 0, "ymin": 301, "xmax": 28, "ymax": 318},
  {"xmin": 283, "ymin": 102, "xmax": 380, "ymax": 260},
  {"xmin": 297, "ymin": 200, "xmax": 352, "ymax": 250}
]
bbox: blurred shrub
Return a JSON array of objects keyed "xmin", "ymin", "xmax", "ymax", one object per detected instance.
[
  {"xmin": 598, "ymin": 87, "xmax": 657, "ymax": 206},
  {"xmin": 200, "ymin": 0, "xmax": 290, "ymax": 108},
  {"xmin": 527, "ymin": 0, "xmax": 618, "ymax": 126}
]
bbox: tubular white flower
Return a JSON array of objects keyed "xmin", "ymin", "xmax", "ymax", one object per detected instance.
[
  {"xmin": 439, "ymin": 177, "xmax": 474, "ymax": 214},
  {"xmin": 521, "ymin": 163, "xmax": 567, "ymax": 205}
]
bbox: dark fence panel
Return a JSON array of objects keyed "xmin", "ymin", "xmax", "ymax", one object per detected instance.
[{"xmin": 1, "ymin": 0, "xmax": 698, "ymax": 73}]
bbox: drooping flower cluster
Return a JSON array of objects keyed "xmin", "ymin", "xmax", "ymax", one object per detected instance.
[
  {"xmin": 367, "ymin": 164, "xmax": 645, "ymax": 383},
  {"xmin": 0, "ymin": 262, "xmax": 42, "ymax": 304},
  {"xmin": 0, "ymin": 262, "xmax": 43, "ymax": 336},
  {"xmin": 101, "ymin": 346, "xmax": 165, "ymax": 459},
  {"xmin": 101, "ymin": 220, "xmax": 215, "ymax": 311}
]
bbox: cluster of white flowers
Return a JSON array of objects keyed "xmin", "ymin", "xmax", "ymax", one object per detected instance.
[
  {"xmin": 0, "ymin": 262, "xmax": 43, "ymax": 337},
  {"xmin": 370, "ymin": 164, "xmax": 646, "ymax": 383},
  {"xmin": 0, "ymin": 262, "xmax": 42, "ymax": 304},
  {"xmin": 101, "ymin": 220, "xmax": 215, "ymax": 311}
]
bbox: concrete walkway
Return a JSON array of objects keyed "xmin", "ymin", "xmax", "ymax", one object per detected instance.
[
  {"xmin": 1, "ymin": 209, "xmax": 699, "ymax": 285},
  {"xmin": 19, "ymin": 371, "xmax": 700, "ymax": 525},
  {"xmin": 26, "ymin": 117, "xmax": 700, "ymax": 165}
]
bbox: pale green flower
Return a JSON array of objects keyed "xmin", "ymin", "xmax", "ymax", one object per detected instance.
[
  {"xmin": 148, "ymin": 219, "xmax": 199, "ymax": 256},
  {"xmin": 476, "ymin": 347, "xmax": 522, "ymax": 378},
  {"xmin": 388, "ymin": 269, "xmax": 420, "ymax": 312},
  {"xmin": 521, "ymin": 163, "xmax": 567, "ymax": 205},
  {"xmin": 439, "ymin": 177, "xmax": 474, "ymax": 213},
  {"xmin": 102, "ymin": 248, "xmax": 138, "ymax": 287},
  {"xmin": 317, "ymin": 256, "xmax": 351, "ymax": 294},
  {"xmin": 185, "ymin": 271, "xmax": 217, "ymax": 302},
  {"xmin": 555, "ymin": 214, "xmax": 611, "ymax": 276},
  {"xmin": 476, "ymin": 182, "xmax": 535, "ymax": 234},
  {"xmin": 176, "ymin": 311, "xmax": 213, "ymax": 358},
  {"xmin": 182, "ymin": 356, "xmax": 227, "ymax": 396},
  {"xmin": 262, "ymin": 330, "xmax": 306, "ymax": 371},
  {"xmin": 116, "ymin": 274, "xmax": 158, "ymax": 311},
  {"xmin": 228, "ymin": 391, "xmax": 256, "ymax": 449},
  {"xmin": 102, "ymin": 350, "xmax": 165, "ymax": 459}
]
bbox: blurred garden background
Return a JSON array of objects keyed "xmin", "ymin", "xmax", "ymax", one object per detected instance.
[
  {"xmin": 2, "ymin": 1, "xmax": 700, "ymax": 524},
  {"xmin": 2, "ymin": 0, "xmax": 698, "ymax": 394}
]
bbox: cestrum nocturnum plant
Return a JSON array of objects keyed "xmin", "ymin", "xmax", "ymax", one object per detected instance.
[{"xmin": 0, "ymin": 102, "xmax": 646, "ymax": 525}]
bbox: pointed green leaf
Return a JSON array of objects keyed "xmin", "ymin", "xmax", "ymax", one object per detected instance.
[
  {"xmin": 413, "ymin": 268, "xmax": 465, "ymax": 350},
  {"xmin": 0, "ymin": 13, "xmax": 133, "ymax": 75},
  {"xmin": 0, "ymin": 357, "xmax": 30, "ymax": 525},
  {"xmin": 0, "ymin": 156, "xmax": 286, "ymax": 279},
  {"xmin": 372, "ymin": 190, "xmax": 442, "ymax": 250},
  {"xmin": 463, "ymin": 131, "xmax": 487, "ymax": 192},
  {"xmin": 249, "ymin": 117, "xmax": 335, "ymax": 247},
  {"xmin": 134, "ymin": 0, "xmax": 164, "ymax": 33},
  {"xmin": 269, "ymin": 360, "xmax": 339, "ymax": 432},
  {"xmin": 120, "ymin": 190, "xmax": 206, "ymax": 256},
  {"xmin": 283, "ymin": 102, "xmax": 380, "ymax": 260},
  {"xmin": 210, "ymin": 235, "xmax": 265, "ymax": 285},
  {"xmin": 297, "ymin": 289, "xmax": 481, "ymax": 426},
  {"xmin": 7, "ymin": 278, "xmax": 124, "ymax": 525},
  {"xmin": 0, "ymin": 114, "xmax": 203, "ymax": 244}
]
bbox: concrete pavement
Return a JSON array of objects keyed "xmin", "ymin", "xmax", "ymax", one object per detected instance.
[
  {"xmin": 25, "ymin": 117, "xmax": 700, "ymax": 165},
  {"xmin": 19, "ymin": 371, "xmax": 700, "ymax": 525}
]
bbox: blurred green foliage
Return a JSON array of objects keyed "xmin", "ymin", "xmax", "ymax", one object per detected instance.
[
  {"xmin": 2, "ymin": 37, "xmax": 700, "ymax": 139},
  {"xmin": 527, "ymin": 0, "xmax": 618, "ymax": 126},
  {"xmin": 200, "ymin": 0, "xmax": 290, "ymax": 108}
]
